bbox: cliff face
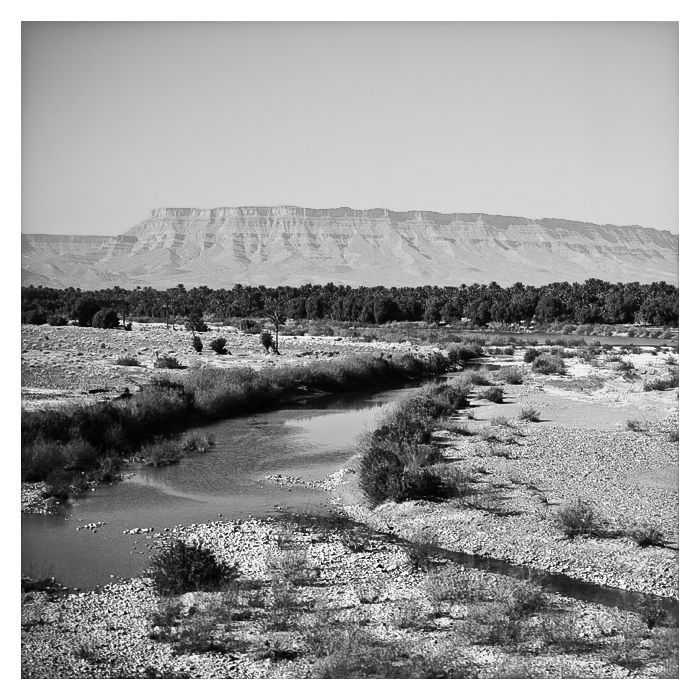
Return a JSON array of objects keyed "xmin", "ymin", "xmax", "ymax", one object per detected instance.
[{"xmin": 21, "ymin": 206, "xmax": 678, "ymax": 289}]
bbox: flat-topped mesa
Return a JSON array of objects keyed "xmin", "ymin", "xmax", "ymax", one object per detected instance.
[
  {"xmin": 22, "ymin": 206, "xmax": 678, "ymax": 289},
  {"xmin": 149, "ymin": 206, "xmax": 672, "ymax": 234}
]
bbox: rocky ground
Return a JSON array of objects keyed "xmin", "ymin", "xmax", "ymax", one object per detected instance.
[
  {"xmin": 21, "ymin": 322, "xmax": 432, "ymax": 410},
  {"xmin": 21, "ymin": 518, "xmax": 678, "ymax": 679},
  {"xmin": 335, "ymin": 350, "xmax": 679, "ymax": 599},
  {"xmin": 20, "ymin": 335, "xmax": 680, "ymax": 678}
]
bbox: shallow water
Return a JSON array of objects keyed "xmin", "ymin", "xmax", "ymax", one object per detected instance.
[
  {"xmin": 22, "ymin": 362, "xmax": 678, "ymax": 624},
  {"xmin": 471, "ymin": 330, "xmax": 677, "ymax": 349},
  {"xmin": 22, "ymin": 374, "xmax": 469, "ymax": 589}
]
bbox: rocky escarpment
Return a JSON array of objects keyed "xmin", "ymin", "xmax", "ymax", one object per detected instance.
[{"xmin": 21, "ymin": 207, "xmax": 678, "ymax": 289}]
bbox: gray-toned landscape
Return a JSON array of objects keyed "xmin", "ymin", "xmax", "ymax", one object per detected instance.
[
  {"xmin": 22, "ymin": 207, "xmax": 678, "ymax": 288},
  {"xmin": 21, "ymin": 20, "xmax": 679, "ymax": 681}
]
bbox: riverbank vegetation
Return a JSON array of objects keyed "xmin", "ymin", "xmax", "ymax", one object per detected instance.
[
  {"xmin": 21, "ymin": 352, "xmax": 454, "ymax": 489},
  {"xmin": 358, "ymin": 378, "xmax": 474, "ymax": 505}
]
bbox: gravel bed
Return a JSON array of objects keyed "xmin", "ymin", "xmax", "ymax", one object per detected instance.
[
  {"xmin": 21, "ymin": 518, "xmax": 674, "ymax": 679},
  {"xmin": 334, "ymin": 355, "xmax": 679, "ymax": 599}
]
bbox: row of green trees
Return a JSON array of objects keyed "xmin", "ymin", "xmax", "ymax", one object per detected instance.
[{"xmin": 21, "ymin": 278, "xmax": 679, "ymax": 328}]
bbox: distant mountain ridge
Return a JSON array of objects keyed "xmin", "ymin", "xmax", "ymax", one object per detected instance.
[{"xmin": 21, "ymin": 206, "xmax": 678, "ymax": 289}]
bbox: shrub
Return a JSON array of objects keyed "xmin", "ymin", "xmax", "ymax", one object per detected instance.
[
  {"xmin": 91, "ymin": 308, "xmax": 120, "ymax": 329},
  {"xmin": 47, "ymin": 314, "xmax": 67, "ymax": 326},
  {"xmin": 239, "ymin": 318, "xmax": 261, "ymax": 334},
  {"xmin": 147, "ymin": 539, "xmax": 237, "ymax": 595},
  {"xmin": 504, "ymin": 582, "xmax": 547, "ymax": 619},
  {"xmin": 72, "ymin": 297, "xmax": 101, "ymax": 326},
  {"xmin": 260, "ymin": 330, "xmax": 274, "ymax": 353},
  {"xmin": 424, "ymin": 568, "xmax": 474, "ymax": 612},
  {"xmin": 639, "ymin": 599, "xmax": 670, "ymax": 629},
  {"xmin": 191, "ymin": 335, "xmax": 203, "ymax": 353},
  {"xmin": 531, "ymin": 353, "xmax": 566, "ymax": 375},
  {"xmin": 490, "ymin": 415, "xmax": 512, "ymax": 427},
  {"xmin": 555, "ymin": 498, "xmax": 600, "ymax": 538},
  {"xmin": 479, "ymin": 386, "xmax": 504, "ymax": 403},
  {"xmin": 629, "ymin": 523, "xmax": 665, "ymax": 547},
  {"xmin": 96, "ymin": 454, "xmax": 122, "ymax": 483},
  {"xmin": 181, "ymin": 431, "xmax": 216, "ymax": 452},
  {"xmin": 154, "ymin": 355, "xmax": 184, "ymax": 369},
  {"xmin": 466, "ymin": 371, "xmax": 492, "ymax": 386},
  {"xmin": 185, "ymin": 314, "xmax": 209, "ymax": 333},
  {"xmin": 115, "ymin": 355, "xmax": 140, "ymax": 367},
  {"xmin": 643, "ymin": 371, "xmax": 679, "ymax": 391},
  {"xmin": 209, "ymin": 337, "xmax": 229, "ymax": 355},
  {"xmin": 406, "ymin": 532, "xmax": 440, "ymax": 571},
  {"xmin": 359, "ymin": 442, "xmax": 446, "ymax": 505},
  {"xmin": 523, "ymin": 348, "xmax": 541, "ymax": 363},
  {"xmin": 266, "ymin": 547, "xmax": 311, "ymax": 585},
  {"xmin": 489, "ymin": 444, "xmax": 512, "ymax": 458},
  {"xmin": 140, "ymin": 439, "xmax": 182, "ymax": 467},
  {"xmin": 499, "ymin": 366, "xmax": 525, "ymax": 384},
  {"xmin": 22, "ymin": 439, "xmax": 65, "ymax": 481},
  {"xmin": 447, "ymin": 343, "xmax": 483, "ymax": 364},
  {"xmin": 23, "ymin": 309, "xmax": 48, "ymax": 325},
  {"xmin": 519, "ymin": 406, "xmax": 540, "ymax": 422}
]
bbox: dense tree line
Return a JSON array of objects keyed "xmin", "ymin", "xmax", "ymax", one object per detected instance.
[{"xmin": 20, "ymin": 279, "xmax": 679, "ymax": 328}]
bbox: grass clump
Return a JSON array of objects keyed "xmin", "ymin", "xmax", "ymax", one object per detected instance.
[
  {"xmin": 446, "ymin": 343, "xmax": 483, "ymax": 364},
  {"xmin": 154, "ymin": 355, "xmax": 184, "ymax": 369},
  {"xmin": 479, "ymin": 386, "xmax": 504, "ymax": 403},
  {"xmin": 423, "ymin": 568, "xmax": 476, "ymax": 615},
  {"xmin": 209, "ymin": 336, "xmax": 229, "ymax": 355},
  {"xmin": 643, "ymin": 370, "xmax": 679, "ymax": 391},
  {"xmin": 518, "ymin": 406, "xmax": 540, "ymax": 422},
  {"xmin": 629, "ymin": 523, "xmax": 665, "ymax": 547},
  {"xmin": 465, "ymin": 371, "xmax": 492, "ymax": 386},
  {"xmin": 115, "ymin": 355, "xmax": 140, "ymax": 367},
  {"xmin": 531, "ymin": 353, "xmax": 566, "ymax": 375},
  {"xmin": 523, "ymin": 348, "xmax": 540, "ymax": 363},
  {"xmin": 147, "ymin": 539, "xmax": 237, "ymax": 595},
  {"xmin": 140, "ymin": 439, "xmax": 182, "ymax": 467},
  {"xmin": 266, "ymin": 547, "xmax": 312, "ymax": 585},
  {"xmin": 499, "ymin": 366, "xmax": 525, "ymax": 384},
  {"xmin": 554, "ymin": 498, "xmax": 601, "ymax": 538},
  {"xmin": 181, "ymin": 431, "xmax": 216, "ymax": 452}
]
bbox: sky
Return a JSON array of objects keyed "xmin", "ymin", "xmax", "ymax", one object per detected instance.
[{"xmin": 22, "ymin": 21, "xmax": 678, "ymax": 236}]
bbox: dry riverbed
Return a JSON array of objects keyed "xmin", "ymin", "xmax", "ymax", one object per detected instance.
[
  {"xmin": 20, "ymin": 336, "xmax": 679, "ymax": 678},
  {"xmin": 335, "ymin": 350, "xmax": 679, "ymax": 599},
  {"xmin": 21, "ymin": 518, "xmax": 677, "ymax": 679}
]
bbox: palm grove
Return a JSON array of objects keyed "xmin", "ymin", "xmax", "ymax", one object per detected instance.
[{"xmin": 21, "ymin": 279, "xmax": 678, "ymax": 329}]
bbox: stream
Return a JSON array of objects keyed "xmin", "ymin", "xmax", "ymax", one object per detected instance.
[
  {"xmin": 21, "ymin": 364, "xmax": 678, "ymax": 625},
  {"xmin": 22, "ymin": 372, "xmax": 467, "ymax": 589}
]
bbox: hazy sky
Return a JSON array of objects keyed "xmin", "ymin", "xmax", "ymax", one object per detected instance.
[{"xmin": 22, "ymin": 21, "xmax": 678, "ymax": 236}]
